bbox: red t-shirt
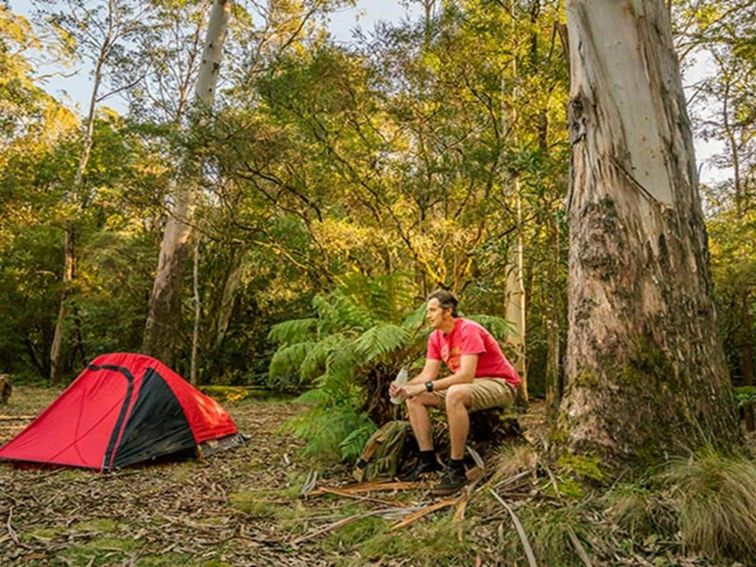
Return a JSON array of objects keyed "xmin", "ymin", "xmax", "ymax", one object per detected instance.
[{"xmin": 427, "ymin": 318, "xmax": 521, "ymax": 388}]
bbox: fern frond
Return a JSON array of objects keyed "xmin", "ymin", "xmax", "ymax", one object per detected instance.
[
  {"xmin": 294, "ymin": 388, "xmax": 329, "ymax": 405},
  {"xmin": 268, "ymin": 341, "xmax": 316, "ymax": 379},
  {"xmin": 354, "ymin": 323, "xmax": 411, "ymax": 362},
  {"xmin": 284, "ymin": 403, "xmax": 375, "ymax": 462},
  {"xmin": 268, "ymin": 318, "xmax": 317, "ymax": 345},
  {"xmin": 300, "ymin": 334, "xmax": 346, "ymax": 380},
  {"xmin": 328, "ymin": 291, "xmax": 376, "ymax": 330},
  {"xmin": 339, "ymin": 421, "xmax": 378, "ymax": 461},
  {"xmin": 467, "ymin": 314, "xmax": 515, "ymax": 340},
  {"xmin": 401, "ymin": 302, "xmax": 428, "ymax": 333}
]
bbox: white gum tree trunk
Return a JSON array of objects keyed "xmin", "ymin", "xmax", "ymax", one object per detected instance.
[
  {"xmin": 557, "ymin": 0, "xmax": 739, "ymax": 467},
  {"xmin": 142, "ymin": 0, "xmax": 232, "ymax": 364}
]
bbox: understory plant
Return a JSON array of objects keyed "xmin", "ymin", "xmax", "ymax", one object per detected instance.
[
  {"xmin": 270, "ymin": 273, "xmax": 428, "ymax": 461},
  {"xmin": 269, "ymin": 273, "xmax": 512, "ymax": 463}
]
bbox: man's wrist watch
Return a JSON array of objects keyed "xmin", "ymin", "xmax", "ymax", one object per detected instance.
[{"xmin": 424, "ymin": 381, "xmax": 434, "ymax": 393}]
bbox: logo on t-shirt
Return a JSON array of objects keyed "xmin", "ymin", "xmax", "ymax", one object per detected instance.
[{"xmin": 442, "ymin": 345, "xmax": 461, "ymax": 372}]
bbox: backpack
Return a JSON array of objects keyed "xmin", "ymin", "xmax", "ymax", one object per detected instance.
[{"xmin": 352, "ymin": 420, "xmax": 411, "ymax": 482}]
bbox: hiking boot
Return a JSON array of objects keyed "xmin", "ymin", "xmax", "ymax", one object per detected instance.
[
  {"xmin": 400, "ymin": 458, "xmax": 442, "ymax": 481},
  {"xmin": 431, "ymin": 466, "xmax": 467, "ymax": 495}
]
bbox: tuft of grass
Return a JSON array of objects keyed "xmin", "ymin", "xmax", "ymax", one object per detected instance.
[
  {"xmin": 229, "ymin": 490, "xmax": 286, "ymax": 518},
  {"xmin": 604, "ymin": 484, "xmax": 677, "ymax": 539},
  {"xmin": 322, "ymin": 515, "xmax": 389, "ymax": 552},
  {"xmin": 498, "ymin": 503, "xmax": 594, "ymax": 567},
  {"xmin": 357, "ymin": 516, "xmax": 476, "ymax": 566},
  {"xmin": 491, "ymin": 444, "xmax": 539, "ymax": 482},
  {"xmin": 663, "ymin": 448, "xmax": 756, "ymax": 562},
  {"xmin": 20, "ymin": 526, "xmax": 64, "ymax": 543},
  {"xmin": 137, "ymin": 552, "xmax": 188, "ymax": 565}
]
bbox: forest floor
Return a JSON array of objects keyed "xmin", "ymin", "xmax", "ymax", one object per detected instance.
[
  {"xmin": 0, "ymin": 387, "xmax": 753, "ymax": 567},
  {"xmin": 0, "ymin": 386, "xmax": 528, "ymax": 566}
]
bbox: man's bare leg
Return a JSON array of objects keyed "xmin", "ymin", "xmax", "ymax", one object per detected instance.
[
  {"xmin": 445, "ymin": 384, "xmax": 473, "ymax": 460},
  {"xmin": 406, "ymin": 393, "xmax": 441, "ymax": 451}
]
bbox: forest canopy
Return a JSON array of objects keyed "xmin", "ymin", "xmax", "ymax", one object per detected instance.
[{"xmin": 0, "ymin": 0, "xmax": 752, "ymax": 430}]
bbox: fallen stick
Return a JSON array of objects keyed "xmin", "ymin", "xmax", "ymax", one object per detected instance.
[
  {"xmin": 542, "ymin": 464, "xmax": 593, "ymax": 567},
  {"xmin": 389, "ymin": 498, "xmax": 458, "ymax": 531},
  {"xmin": 454, "ymin": 492, "xmax": 469, "ymax": 543},
  {"xmin": 0, "ymin": 416, "xmax": 35, "ymax": 421},
  {"xmin": 6, "ymin": 506, "xmax": 34, "ymax": 550},
  {"xmin": 316, "ymin": 487, "xmax": 405, "ymax": 507},
  {"xmin": 568, "ymin": 526, "xmax": 593, "ymax": 567},
  {"xmin": 292, "ymin": 506, "xmax": 422, "ymax": 545},
  {"xmin": 309, "ymin": 480, "xmax": 425, "ymax": 495},
  {"xmin": 489, "ymin": 489, "xmax": 537, "ymax": 567}
]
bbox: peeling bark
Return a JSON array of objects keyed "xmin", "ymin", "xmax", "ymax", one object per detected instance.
[{"xmin": 557, "ymin": 0, "xmax": 739, "ymax": 469}]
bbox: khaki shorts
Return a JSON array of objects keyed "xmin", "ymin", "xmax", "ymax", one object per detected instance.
[{"xmin": 433, "ymin": 378, "xmax": 516, "ymax": 412}]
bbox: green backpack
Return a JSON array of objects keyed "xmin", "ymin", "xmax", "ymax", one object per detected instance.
[{"xmin": 352, "ymin": 420, "xmax": 411, "ymax": 482}]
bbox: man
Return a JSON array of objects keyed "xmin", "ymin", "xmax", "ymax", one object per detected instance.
[{"xmin": 390, "ymin": 290, "xmax": 520, "ymax": 495}]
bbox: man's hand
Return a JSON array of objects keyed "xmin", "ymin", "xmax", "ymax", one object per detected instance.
[{"xmin": 400, "ymin": 382, "xmax": 429, "ymax": 398}]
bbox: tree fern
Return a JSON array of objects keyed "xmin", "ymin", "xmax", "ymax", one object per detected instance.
[
  {"xmin": 354, "ymin": 323, "xmax": 412, "ymax": 362},
  {"xmin": 268, "ymin": 317, "xmax": 317, "ymax": 346},
  {"xmin": 339, "ymin": 422, "xmax": 378, "ymax": 461},
  {"xmin": 299, "ymin": 333, "xmax": 344, "ymax": 381},
  {"xmin": 271, "ymin": 276, "xmax": 431, "ymax": 465},
  {"xmin": 268, "ymin": 341, "xmax": 316, "ymax": 381}
]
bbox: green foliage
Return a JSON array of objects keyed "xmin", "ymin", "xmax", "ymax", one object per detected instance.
[
  {"xmin": 358, "ymin": 517, "xmax": 476, "ymax": 566},
  {"xmin": 270, "ymin": 275, "xmax": 427, "ymax": 462},
  {"xmin": 282, "ymin": 402, "xmax": 375, "ymax": 462},
  {"xmin": 663, "ymin": 448, "xmax": 756, "ymax": 562},
  {"xmin": 498, "ymin": 504, "xmax": 594, "ymax": 567},
  {"xmin": 735, "ymin": 385, "xmax": 756, "ymax": 410}
]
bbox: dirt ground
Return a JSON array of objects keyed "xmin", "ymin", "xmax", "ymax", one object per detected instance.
[
  {"xmin": 0, "ymin": 387, "xmax": 328, "ymax": 565},
  {"xmin": 0, "ymin": 386, "xmax": 515, "ymax": 567}
]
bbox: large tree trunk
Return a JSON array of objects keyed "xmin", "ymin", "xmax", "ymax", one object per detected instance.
[
  {"xmin": 557, "ymin": 0, "xmax": 739, "ymax": 469},
  {"xmin": 142, "ymin": 0, "xmax": 232, "ymax": 364}
]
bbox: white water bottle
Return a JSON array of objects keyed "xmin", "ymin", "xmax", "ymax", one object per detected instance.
[{"xmin": 390, "ymin": 367, "xmax": 409, "ymax": 405}]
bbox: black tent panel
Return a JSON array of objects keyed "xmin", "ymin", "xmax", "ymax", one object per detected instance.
[{"xmin": 113, "ymin": 368, "xmax": 196, "ymax": 469}]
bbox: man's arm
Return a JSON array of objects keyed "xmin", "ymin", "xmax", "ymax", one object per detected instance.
[
  {"xmin": 399, "ymin": 354, "xmax": 479, "ymax": 398},
  {"xmin": 429, "ymin": 354, "xmax": 478, "ymax": 391},
  {"xmin": 408, "ymin": 359, "xmax": 441, "ymax": 383}
]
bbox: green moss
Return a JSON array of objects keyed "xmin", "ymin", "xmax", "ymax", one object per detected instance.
[
  {"xmin": 137, "ymin": 552, "xmax": 188, "ymax": 566},
  {"xmin": 59, "ymin": 536, "xmax": 143, "ymax": 566},
  {"xmin": 21, "ymin": 526, "xmax": 64, "ymax": 542},
  {"xmin": 229, "ymin": 490, "xmax": 284, "ymax": 518},
  {"xmin": 557, "ymin": 453, "xmax": 605, "ymax": 483},
  {"xmin": 72, "ymin": 518, "xmax": 118, "ymax": 533},
  {"xmin": 573, "ymin": 369, "xmax": 600, "ymax": 389}
]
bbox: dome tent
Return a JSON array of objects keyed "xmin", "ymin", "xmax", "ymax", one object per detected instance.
[{"xmin": 0, "ymin": 353, "xmax": 240, "ymax": 471}]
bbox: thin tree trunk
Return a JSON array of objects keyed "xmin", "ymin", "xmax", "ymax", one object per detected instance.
[
  {"xmin": 506, "ymin": 189, "xmax": 528, "ymax": 401},
  {"xmin": 49, "ymin": 229, "xmax": 76, "ymax": 385},
  {"xmin": 49, "ymin": 44, "xmax": 106, "ymax": 385},
  {"xmin": 503, "ymin": 1, "xmax": 527, "ymax": 401},
  {"xmin": 557, "ymin": 0, "xmax": 739, "ymax": 469},
  {"xmin": 190, "ymin": 238, "xmax": 201, "ymax": 385},
  {"xmin": 213, "ymin": 254, "xmax": 245, "ymax": 350},
  {"xmin": 142, "ymin": 0, "xmax": 232, "ymax": 364},
  {"xmin": 545, "ymin": 212, "xmax": 561, "ymax": 420}
]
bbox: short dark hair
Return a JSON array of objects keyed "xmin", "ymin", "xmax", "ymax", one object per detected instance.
[{"xmin": 427, "ymin": 289, "xmax": 459, "ymax": 317}]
